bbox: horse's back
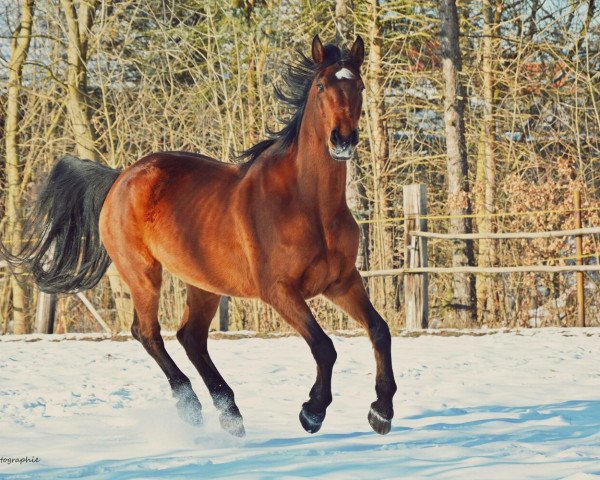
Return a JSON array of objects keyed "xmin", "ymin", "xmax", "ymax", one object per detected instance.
[{"xmin": 127, "ymin": 151, "xmax": 241, "ymax": 184}]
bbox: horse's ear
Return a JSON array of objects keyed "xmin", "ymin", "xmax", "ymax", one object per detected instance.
[
  {"xmin": 349, "ymin": 35, "xmax": 365, "ymax": 69},
  {"xmin": 312, "ymin": 35, "xmax": 325, "ymax": 65}
]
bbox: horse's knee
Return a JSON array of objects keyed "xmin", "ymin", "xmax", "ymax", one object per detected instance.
[
  {"xmin": 371, "ymin": 319, "xmax": 391, "ymax": 351},
  {"xmin": 311, "ymin": 335, "xmax": 337, "ymax": 369}
]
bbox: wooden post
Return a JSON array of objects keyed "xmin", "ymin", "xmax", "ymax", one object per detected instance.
[
  {"xmin": 212, "ymin": 296, "xmax": 230, "ymax": 331},
  {"xmin": 35, "ymin": 245, "xmax": 57, "ymax": 334},
  {"xmin": 253, "ymin": 301, "xmax": 260, "ymax": 332},
  {"xmin": 403, "ymin": 184, "xmax": 428, "ymax": 329},
  {"xmin": 35, "ymin": 291, "xmax": 57, "ymax": 333},
  {"xmin": 574, "ymin": 190, "xmax": 586, "ymax": 327}
]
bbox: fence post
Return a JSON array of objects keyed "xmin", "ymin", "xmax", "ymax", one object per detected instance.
[
  {"xmin": 212, "ymin": 296, "xmax": 230, "ymax": 332},
  {"xmin": 35, "ymin": 244, "xmax": 57, "ymax": 333},
  {"xmin": 403, "ymin": 184, "xmax": 428, "ymax": 329},
  {"xmin": 35, "ymin": 291, "xmax": 56, "ymax": 333},
  {"xmin": 574, "ymin": 190, "xmax": 586, "ymax": 327}
]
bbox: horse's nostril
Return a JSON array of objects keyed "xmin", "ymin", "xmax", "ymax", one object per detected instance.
[
  {"xmin": 330, "ymin": 128, "xmax": 340, "ymax": 146},
  {"xmin": 350, "ymin": 130, "xmax": 359, "ymax": 146}
]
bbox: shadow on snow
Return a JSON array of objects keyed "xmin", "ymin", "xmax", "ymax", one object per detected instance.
[{"xmin": 7, "ymin": 400, "xmax": 600, "ymax": 479}]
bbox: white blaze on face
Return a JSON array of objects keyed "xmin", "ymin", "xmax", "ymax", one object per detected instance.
[{"xmin": 335, "ymin": 67, "xmax": 354, "ymax": 80}]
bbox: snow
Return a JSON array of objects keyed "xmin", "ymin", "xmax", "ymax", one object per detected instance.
[{"xmin": 1, "ymin": 329, "xmax": 600, "ymax": 479}]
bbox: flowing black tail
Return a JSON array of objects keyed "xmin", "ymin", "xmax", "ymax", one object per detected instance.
[{"xmin": 1, "ymin": 156, "xmax": 120, "ymax": 294}]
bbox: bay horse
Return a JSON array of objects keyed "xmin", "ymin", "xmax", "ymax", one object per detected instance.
[{"xmin": 5, "ymin": 35, "xmax": 397, "ymax": 436}]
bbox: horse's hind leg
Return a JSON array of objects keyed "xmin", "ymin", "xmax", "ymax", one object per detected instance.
[
  {"xmin": 127, "ymin": 262, "xmax": 203, "ymax": 426},
  {"xmin": 177, "ymin": 285, "xmax": 245, "ymax": 437}
]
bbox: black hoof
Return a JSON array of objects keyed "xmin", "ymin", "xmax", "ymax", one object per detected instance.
[
  {"xmin": 220, "ymin": 410, "xmax": 246, "ymax": 437},
  {"xmin": 299, "ymin": 406, "xmax": 325, "ymax": 434},
  {"xmin": 173, "ymin": 385, "xmax": 203, "ymax": 426},
  {"xmin": 368, "ymin": 404, "xmax": 392, "ymax": 435}
]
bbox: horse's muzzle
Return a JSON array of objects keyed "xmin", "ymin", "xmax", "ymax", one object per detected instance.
[
  {"xmin": 329, "ymin": 144, "xmax": 356, "ymax": 161},
  {"xmin": 329, "ymin": 128, "xmax": 358, "ymax": 161}
]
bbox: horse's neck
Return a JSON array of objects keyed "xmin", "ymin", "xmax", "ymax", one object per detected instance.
[{"xmin": 293, "ymin": 123, "xmax": 348, "ymax": 221}]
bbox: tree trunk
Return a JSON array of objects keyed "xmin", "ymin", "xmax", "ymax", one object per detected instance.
[
  {"xmin": 61, "ymin": 0, "xmax": 129, "ymax": 330},
  {"xmin": 367, "ymin": 0, "xmax": 393, "ymax": 312},
  {"xmin": 570, "ymin": 0, "xmax": 595, "ymax": 58},
  {"xmin": 61, "ymin": 0, "xmax": 98, "ymax": 161},
  {"xmin": 440, "ymin": 0, "xmax": 477, "ymax": 327},
  {"xmin": 335, "ymin": 0, "xmax": 351, "ymax": 43},
  {"xmin": 335, "ymin": 0, "xmax": 370, "ymax": 273},
  {"xmin": 5, "ymin": 0, "xmax": 35, "ymax": 334},
  {"xmin": 476, "ymin": 0, "xmax": 502, "ymax": 324}
]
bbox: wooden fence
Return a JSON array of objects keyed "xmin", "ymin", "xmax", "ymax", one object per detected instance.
[{"xmin": 362, "ymin": 184, "xmax": 600, "ymax": 330}]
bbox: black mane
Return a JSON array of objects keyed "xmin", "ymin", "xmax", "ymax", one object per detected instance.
[{"xmin": 238, "ymin": 43, "xmax": 349, "ymax": 162}]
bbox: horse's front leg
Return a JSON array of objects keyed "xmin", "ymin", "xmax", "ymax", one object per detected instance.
[
  {"xmin": 264, "ymin": 282, "xmax": 337, "ymax": 434},
  {"xmin": 325, "ymin": 269, "xmax": 397, "ymax": 434}
]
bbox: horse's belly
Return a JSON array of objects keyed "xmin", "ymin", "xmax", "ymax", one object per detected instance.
[{"xmin": 152, "ymin": 235, "xmax": 258, "ymax": 298}]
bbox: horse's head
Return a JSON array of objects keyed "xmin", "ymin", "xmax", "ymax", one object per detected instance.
[{"xmin": 310, "ymin": 35, "xmax": 365, "ymax": 162}]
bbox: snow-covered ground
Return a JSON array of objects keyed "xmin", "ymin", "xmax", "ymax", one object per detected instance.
[{"xmin": 1, "ymin": 329, "xmax": 600, "ymax": 479}]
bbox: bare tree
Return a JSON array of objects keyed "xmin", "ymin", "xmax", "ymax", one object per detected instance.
[
  {"xmin": 440, "ymin": 0, "xmax": 476, "ymax": 326},
  {"xmin": 366, "ymin": 0, "xmax": 394, "ymax": 311},
  {"xmin": 335, "ymin": 0, "xmax": 370, "ymax": 274},
  {"xmin": 61, "ymin": 0, "xmax": 131, "ymax": 328},
  {"xmin": 476, "ymin": 0, "xmax": 502, "ymax": 323},
  {"xmin": 335, "ymin": 0, "xmax": 352, "ymax": 43},
  {"xmin": 60, "ymin": 0, "xmax": 99, "ymax": 161},
  {"xmin": 5, "ymin": 0, "xmax": 35, "ymax": 334}
]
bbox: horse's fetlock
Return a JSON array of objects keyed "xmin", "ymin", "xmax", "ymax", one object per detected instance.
[
  {"xmin": 376, "ymin": 377, "xmax": 397, "ymax": 399},
  {"xmin": 321, "ymin": 392, "xmax": 333, "ymax": 407},
  {"xmin": 213, "ymin": 386, "xmax": 236, "ymax": 408},
  {"xmin": 171, "ymin": 377, "xmax": 192, "ymax": 392}
]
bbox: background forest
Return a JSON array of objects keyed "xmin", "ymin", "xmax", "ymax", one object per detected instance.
[{"xmin": 1, "ymin": 0, "xmax": 599, "ymax": 334}]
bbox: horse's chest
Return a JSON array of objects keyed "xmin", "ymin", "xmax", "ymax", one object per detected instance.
[
  {"xmin": 266, "ymin": 209, "xmax": 357, "ymax": 296},
  {"xmin": 298, "ymin": 248, "xmax": 342, "ymax": 295},
  {"xmin": 294, "ymin": 227, "xmax": 347, "ymax": 296}
]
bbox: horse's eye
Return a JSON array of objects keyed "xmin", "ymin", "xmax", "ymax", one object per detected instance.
[{"xmin": 317, "ymin": 82, "xmax": 324, "ymax": 92}]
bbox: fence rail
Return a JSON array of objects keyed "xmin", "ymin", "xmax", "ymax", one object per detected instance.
[
  {"xmin": 411, "ymin": 226, "xmax": 600, "ymax": 240},
  {"xmin": 362, "ymin": 264, "xmax": 600, "ymax": 277},
  {"xmin": 356, "ymin": 205, "xmax": 600, "ymax": 224}
]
